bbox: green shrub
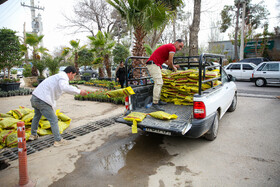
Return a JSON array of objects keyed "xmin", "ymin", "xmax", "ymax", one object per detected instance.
[
  {"xmin": 23, "ymin": 64, "xmax": 32, "ymax": 77},
  {"xmin": 11, "ymin": 69, "xmax": 17, "ymax": 74}
]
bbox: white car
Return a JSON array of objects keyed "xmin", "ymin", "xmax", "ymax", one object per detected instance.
[
  {"xmin": 225, "ymin": 62, "xmax": 256, "ymax": 80},
  {"xmin": 59, "ymin": 66, "xmax": 67, "ymax": 73},
  {"xmin": 250, "ymin": 61, "xmax": 280, "ymax": 87}
]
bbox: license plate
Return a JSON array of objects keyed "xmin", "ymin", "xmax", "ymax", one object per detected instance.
[{"xmin": 144, "ymin": 128, "xmax": 172, "ymax": 136}]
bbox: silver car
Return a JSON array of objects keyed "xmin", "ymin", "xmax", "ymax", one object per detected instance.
[
  {"xmin": 225, "ymin": 62, "xmax": 256, "ymax": 81},
  {"xmin": 250, "ymin": 61, "xmax": 280, "ymax": 87}
]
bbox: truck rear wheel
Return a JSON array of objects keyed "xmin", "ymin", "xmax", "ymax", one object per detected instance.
[
  {"xmin": 227, "ymin": 93, "xmax": 237, "ymax": 112},
  {"xmin": 204, "ymin": 112, "xmax": 219, "ymax": 141}
]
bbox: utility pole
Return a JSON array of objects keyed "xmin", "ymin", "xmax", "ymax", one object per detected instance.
[
  {"xmin": 21, "ymin": 0, "xmax": 44, "ymax": 34},
  {"xmin": 240, "ymin": 0, "xmax": 246, "ymax": 60}
]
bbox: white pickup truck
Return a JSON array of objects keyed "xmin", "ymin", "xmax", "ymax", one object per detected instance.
[{"xmin": 116, "ymin": 54, "xmax": 237, "ymax": 140}]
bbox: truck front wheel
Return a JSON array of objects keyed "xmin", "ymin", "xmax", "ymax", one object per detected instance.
[
  {"xmin": 204, "ymin": 112, "xmax": 219, "ymax": 141},
  {"xmin": 227, "ymin": 93, "xmax": 237, "ymax": 112}
]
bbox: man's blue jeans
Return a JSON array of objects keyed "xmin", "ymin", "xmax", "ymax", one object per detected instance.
[{"xmin": 30, "ymin": 95, "xmax": 61, "ymax": 141}]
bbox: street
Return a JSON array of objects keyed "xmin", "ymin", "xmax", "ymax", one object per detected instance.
[
  {"xmin": 0, "ymin": 83, "xmax": 280, "ymax": 187},
  {"xmin": 235, "ymin": 81, "xmax": 280, "ymax": 97}
]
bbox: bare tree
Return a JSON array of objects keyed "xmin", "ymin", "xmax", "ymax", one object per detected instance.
[
  {"xmin": 59, "ymin": 0, "xmax": 126, "ymax": 37},
  {"xmin": 189, "ymin": 0, "xmax": 201, "ymax": 56}
]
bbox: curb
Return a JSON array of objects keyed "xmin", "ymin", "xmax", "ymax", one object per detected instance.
[{"xmin": 237, "ymin": 93, "xmax": 278, "ymax": 99}]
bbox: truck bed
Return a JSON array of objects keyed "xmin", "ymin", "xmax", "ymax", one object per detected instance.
[{"xmin": 116, "ymin": 103, "xmax": 193, "ymax": 136}]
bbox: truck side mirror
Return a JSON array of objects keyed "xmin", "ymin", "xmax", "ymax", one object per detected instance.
[{"xmin": 228, "ymin": 74, "xmax": 236, "ymax": 82}]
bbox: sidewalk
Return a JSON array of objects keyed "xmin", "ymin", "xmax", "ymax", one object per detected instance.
[{"xmin": 0, "ymin": 85, "xmax": 125, "ymax": 186}]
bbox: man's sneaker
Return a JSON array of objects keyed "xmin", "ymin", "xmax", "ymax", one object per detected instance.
[
  {"xmin": 152, "ymin": 103, "xmax": 165, "ymax": 111},
  {"xmin": 54, "ymin": 139, "xmax": 69, "ymax": 147},
  {"xmin": 158, "ymin": 100, "xmax": 167, "ymax": 105},
  {"xmin": 29, "ymin": 134, "xmax": 39, "ymax": 141}
]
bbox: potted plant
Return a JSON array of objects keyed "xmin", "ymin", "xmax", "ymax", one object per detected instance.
[
  {"xmin": 11, "ymin": 69, "xmax": 18, "ymax": 79},
  {"xmin": 81, "ymin": 72, "xmax": 91, "ymax": 81},
  {"xmin": 45, "ymin": 56, "xmax": 61, "ymax": 76},
  {"xmin": 0, "ymin": 78, "xmax": 20, "ymax": 92},
  {"xmin": 22, "ymin": 64, "xmax": 37, "ymax": 87},
  {"xmin": 0, "ymin": 28, "xmax": 23, "ymax": 90},
  {"xmin": 33, "ymin": 59, "xmax": 46, "ymax": 84}
]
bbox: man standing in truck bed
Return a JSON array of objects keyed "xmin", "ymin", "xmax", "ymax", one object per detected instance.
[{"xmin": 146, "ymin": 39, "xmax": 184, "ymax": 111}]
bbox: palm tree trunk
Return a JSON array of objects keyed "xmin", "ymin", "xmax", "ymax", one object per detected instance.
[
  {"xmin": 131, "ymin": 27, "xmax": 147, "ymax": 81},
  {"xmin": 98, "ymin": 67, "xmax": 105, "ymax": 78},
  {"xmin": 104, "ymin": 54, "xmax": 111, "ymax": 78},
  {"xmin": 31, "ymin": 50, "xmax": 38, "ymax": 76}
]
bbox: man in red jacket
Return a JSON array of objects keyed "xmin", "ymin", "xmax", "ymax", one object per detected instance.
[{"xmin": 146, "ymin": 39, "xmax": 184, "ymax": 111}]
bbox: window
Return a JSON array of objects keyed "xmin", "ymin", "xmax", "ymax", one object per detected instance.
[
  {"xmin": 262, "ymin": 63, "xmax": 279, "ymax": 71},
  {"xmin": 257, "ymin": 63, "xmax": 266, "ymax": 71},
  {"xmin": 226, "ymin": 64, "xmax": 232, "ymax": 70},
  {"xmin": 243, "ymin": 64, "xmax": 254, "ymax": 70},
  {"xmin": 230, "ymin": 64, "xmax": 241, "ymax": 70},
  {"xmin": 221, "ymin": 69, "xmax": 228, "ymax": 83}
]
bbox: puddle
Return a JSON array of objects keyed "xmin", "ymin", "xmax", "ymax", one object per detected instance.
[{"xmin": 51, "ymin": 132, "xmax": 173, "ymax": 187}]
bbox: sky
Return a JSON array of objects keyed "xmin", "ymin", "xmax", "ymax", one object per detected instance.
[{"xmin": 0, "ymin": 0, "xmax": 279, "ymax": 55}]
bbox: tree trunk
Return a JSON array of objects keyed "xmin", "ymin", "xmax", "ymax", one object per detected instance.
[
  {"xmin": 98, "ymin": 67, "xmax": 105, "ymax": 78},
  {"xmin": 173, "ymin": 19, "xmax": 176, "ymax": 42},
  {"xmin": 74, "ymin": 52, "xmax": 79, "ymax": 75},
  {"xmin": 104, "ymin": 54, "xmax": 111, "ymax": 78},
  {"xmin": 189, "ymin": 0, "xmax": 201, "ymax": 56},
  {"xmin": 149, "ymin": 26, "xmax": 166, "ymax": 49},
  {"xmin": 234, "ymin": 4, "xmax": 241, "ymax": 61},
  {"xmin": 31, "ymin": 50, "xmax": 38, "ymax": 76}
]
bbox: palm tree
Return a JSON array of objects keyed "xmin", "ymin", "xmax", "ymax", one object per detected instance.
[
  {"xmin": 148, "ymin": 0, "xmax": 184, "ymax": 47},
  {"xmin": 107, "ymin": 0, "xmax": 169, "ymax": 56},
  {"xmin": 88, "ymin": 31, "xmax": 115, "ymax": 78},
  {"xmin": 25, "ymin": 33, "xmax": 47, "ymax": 76},
  {"xmin": 107, "ymin": 0, "xmax": 173, "ymax": 79},
  {"xmin": 62, "ymin": 40, "xmax": 86, "ymax": 75}
]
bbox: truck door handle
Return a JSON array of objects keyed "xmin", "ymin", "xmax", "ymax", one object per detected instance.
[{"xmin": 263, "ymin": 72, "xmax": 266, "ymax": 74}]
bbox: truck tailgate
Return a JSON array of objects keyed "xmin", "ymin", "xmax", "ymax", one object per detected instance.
[{"xmin": 116, "ymin": 103, "xmax": 193, "ymax": 136}]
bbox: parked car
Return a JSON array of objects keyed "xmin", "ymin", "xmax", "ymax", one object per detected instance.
[
  {"xmin": 15, "ymin": 68, "xmax": 24, "ymax": 78},
  {"xmin": 250, "ymin": 61, "xmax": 280, "ymax": 87},
  {"xmin": 59, "ymin": 66, "xmax": 67, "ymax": 73},
  {"xmin": 224, "ymin": 62, "xmax": 256, "ymax": 80},
  {"xmin": 79, "ymin": 66, "xmax": 98, "ymax": 78},
  {"xmin": 239, "ymin": 57, "xmax": 269, "ymax": 66}
]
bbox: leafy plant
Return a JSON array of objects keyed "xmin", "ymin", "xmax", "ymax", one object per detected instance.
[
  {"xmin": 33, "ymin": 59, "xmax": 46, "ymax": 78},
  {"xmin": 112, "ymin": 43, "xmax": 130, "ymax": 67},
  {"xmin": 45, "ymin": 56, "xmax": 62, "ymax": 76},
  {"xmin": 23, "ymin": 64, "xmax": 32, "ymax": 77},
  {"xmin": 83, "ymin": 72, "xmax": 91, "ymax": 76},
  {"xmin": 11, "ymin": 69, "xmax": 17, "ymax": 74},
  {"xmin": 0, "ymin": 78, "xmax": 19, "ymax": 83},
  {"xmin": 0, "ymin": 28, "xmax": 23, "ymax": 79},
  {"xmin": 32, "ymin": 82, "xmax": 39, "ymax": 87}
]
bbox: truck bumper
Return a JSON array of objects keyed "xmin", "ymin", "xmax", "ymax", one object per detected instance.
[
  {"xmin": 115, "ymin": 111, "xmax": 216, "ymax": 138},
  {"xmin": 184, "ymin": 112, "xmax": 216, "ymax": 138},
  {"xmin": 250, "ymin": 78, "xmax": 256, "ymax": 82}
]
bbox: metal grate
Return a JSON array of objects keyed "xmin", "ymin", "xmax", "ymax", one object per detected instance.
[{"xmin": 0, "ymin": 116, "xmax": 118, "ymax": 164}]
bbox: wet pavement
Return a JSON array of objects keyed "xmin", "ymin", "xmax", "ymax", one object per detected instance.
[{"xmin": 51, "ymin": 132, "xmax": 173, "ymax": 187}]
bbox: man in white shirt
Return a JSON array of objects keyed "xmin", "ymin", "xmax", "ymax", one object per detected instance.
[{"xmin": 29, "ymin": 66, "xmax": 87, "ymax": 147}]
